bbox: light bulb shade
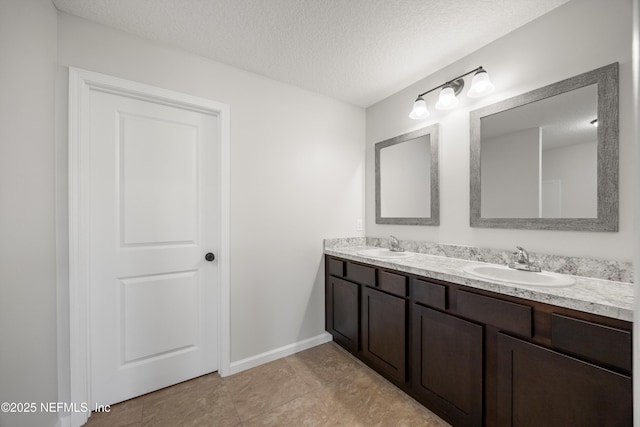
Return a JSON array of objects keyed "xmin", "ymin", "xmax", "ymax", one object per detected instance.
[
  {"xmin": 409, "ymin": 96, "xmax": 429, "ymax": 119},
  {"xmin": 435, "ymin": 86, "xmax": 458, "ymax": 110},
  {"xmin": 467, "ymin": 69, "xmax": 495, "ymax": 98}
]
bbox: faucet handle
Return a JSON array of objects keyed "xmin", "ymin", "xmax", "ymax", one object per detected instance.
[
  {"xmin": 509, "ymin": 246, "xmax": 540, "ymax": 271},
  {"xmin": 515, "ymin": 246, "xmax": 529, "ymax": 263},
  {"xmin": 388, "ymin": 235, "xmax": 404, "ymax": 252}
]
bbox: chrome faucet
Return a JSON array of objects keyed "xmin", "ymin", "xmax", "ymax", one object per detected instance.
[
  {"xmin": 388, "ymin": 235, "xmax": 405, "ymax": 252},
  {"xmin": 508, "ymin": 246, "xmax": 541, "ymax": 272}
]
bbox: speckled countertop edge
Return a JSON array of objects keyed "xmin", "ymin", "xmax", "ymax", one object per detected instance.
[{"xmin": 325, "ymin": 246, "xmax": 634, "ymax": 322}]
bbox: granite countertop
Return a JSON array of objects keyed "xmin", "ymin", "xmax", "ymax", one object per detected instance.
[{"xmin": 325, "ymin": 245, "xmax": 634, "ymax": 322}]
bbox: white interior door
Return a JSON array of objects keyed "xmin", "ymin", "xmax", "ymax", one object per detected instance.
[{"xmin": 88, "ymin": 87, "xmax": 219, "ymax": 406}]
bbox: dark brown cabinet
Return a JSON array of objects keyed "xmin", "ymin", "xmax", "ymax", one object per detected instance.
[
  {"xmin": 362, "ymin": 286, "xmax": 407, "ymax": 383},
  {"xmin": 413, "ymin": 305, "xmax": 483, "ymax": 427},
  {"xmin": 324, "ymin": 255, "xmax": 632, "ymax": 427},
  {"xmin": 326, "ymin": 276, "xmax": 360, "ymax": 353},
  {"xmin": 497, "ymin": 332, "xmax": 632, "ymax": 427}
]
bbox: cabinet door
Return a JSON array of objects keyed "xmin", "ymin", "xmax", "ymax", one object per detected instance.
[
  {"xmin": 326, "ymin": 277, "xmax": 360, "ymax": 353},
  {"xmin": 362, "ymin": 286, "xmax": 407, "ymax": 383},
  {"xmin": 412, "ymin": 305, "xmax": 483, "ymax": 427},
  {"xmin": 497, "ymin": 333, "xmax": 632, "ymax": 427}
]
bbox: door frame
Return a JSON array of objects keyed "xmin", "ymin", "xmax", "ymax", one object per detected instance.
[{"xmin": 67, "ymin": 67, "xmax": 230, "ymax": 426}]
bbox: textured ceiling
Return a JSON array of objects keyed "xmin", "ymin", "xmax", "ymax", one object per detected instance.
[{"xmin": 52, "ymin": 0, "xmax": 570, "ymax": 107}]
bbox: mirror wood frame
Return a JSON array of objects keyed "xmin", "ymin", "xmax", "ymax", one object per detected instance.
[
  {"xmin": 375, "ymin": 123, "xmax": 440, "ymax": 225},
  {"xmin": 469, "ymin": 62, "xmax": 618, "ymax": 231}
]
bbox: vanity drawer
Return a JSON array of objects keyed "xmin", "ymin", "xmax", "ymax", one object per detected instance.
[
  {"xmin": 551, "ymin": 313, "xmax": 631, "ymax": 372},
  {"xmin": 413, "ymin": 278, "xmax": 446, "ymax": 310},
  {"xmin": 346, "ymin": 262, "xmax": 376, "ymax": 287},
  {"xmin": 377, "ymin": 270, "xmax": 408, "ymax": 297},
  {"xmin": 328, "ymin": 258, "xmax": 345, "ymax": 277},
  {"xmin": 457, "ymin": 290, "xmax": 532, "ymax": 337}
]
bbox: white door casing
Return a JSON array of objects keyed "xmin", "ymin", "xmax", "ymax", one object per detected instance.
[{"xmin": 68, "ymin": 68, "xmax": 230, "ymax": 427}]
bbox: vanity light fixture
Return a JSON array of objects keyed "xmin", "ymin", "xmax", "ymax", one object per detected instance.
[
  {"xmin": 590, "ymin": 119, "xmax": 598, "ymax": 127},
  {"xmin": 409, "ymin": 66, "xmax": 494, "ymax": 119}
]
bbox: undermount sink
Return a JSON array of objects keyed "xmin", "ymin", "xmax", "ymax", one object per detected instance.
[
  {"xmin": 463, "ymin": 264, "xmax": 575, "ymax": 287},
  {"xmin": 356, "ymin": 248, "xmax": 414, "ymax": 259}
]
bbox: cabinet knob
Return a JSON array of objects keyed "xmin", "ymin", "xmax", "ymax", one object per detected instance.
[{"xmin": 205, "ymin": 252, "xmax": 216, "ymax": 262}]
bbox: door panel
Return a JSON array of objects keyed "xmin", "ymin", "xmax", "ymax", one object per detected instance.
[
  {"xmin": 326, "ymin": 276, "xmax": 360, "ymax": 352},
  {"xmin": 362, "ymin": 286, "xmax": 406, "ymax": 383},
  {"xmin": 120, "ymin": 113, "xmax": 198, "ymax": 246},
  {"xmin": 497, "ymin": 333, "xmax": 632, "ymax": 427},
  {"xmin": 89, "ymin": 89, "xmax": 218, "ymax": 405},
  {"xmin": 412, "ymin": 305, "xmax": 483, "ymax": 427},
  {"xmin": 120, "ymin": 271, "xmax": 198, "ymax": 363}
]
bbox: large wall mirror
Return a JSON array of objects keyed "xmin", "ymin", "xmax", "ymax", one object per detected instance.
[
  {"xmin": 375, "ymin": 124, "xmax": 439, "ymax": 225},
  {"xmin": 470, "ymin": 63, "xmax": 618, "ymax": 231}
]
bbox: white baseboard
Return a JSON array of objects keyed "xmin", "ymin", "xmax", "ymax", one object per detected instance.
[
  {"xmin": 57, "ymin": 409, "xmax": 90, "ymax": 427},
  {"xmin": 56, "ymin": 414, "xmax": 69, "ymax": 427},
  {"xmin": 223, "ymin": 332, "xmax": 333, "ymax": 377}
]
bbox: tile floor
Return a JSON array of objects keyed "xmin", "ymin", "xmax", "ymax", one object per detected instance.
[{"xmin": 84, "ymin": 342, "xmax": 450, "ymax": 427}]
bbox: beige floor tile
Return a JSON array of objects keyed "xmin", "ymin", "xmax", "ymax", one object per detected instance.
[
  {"xmin": 141, "ymin": 373, "xmax": 241, "ymax": 426},
  {"xmin": 376, "ymin": 391, "xmax": 451, "ymax": 427},
  {"xmin": 302, "ymin": 344, "xmax": 450, "ymax": 427},
  {"xmin": 241, "ymin": 392, "xmax": 340, "ymax": 427},
  {"xmin": 285, "ymin": 342, "xmax": 362, "ymax": 390},
  {"xmin": 223, "ymin": 357, "xmax": 313, "ymax": 421},
  {"xmin": 79, "ymin": 343, "xmax": 449, "ymax": 427},
  {"xmin": 84, "ymin": 398, "xmax": 143, "ymax": 427},
  {"xmin": 309, "ymin": 369, "xmax": 416, "ymax": 427}
]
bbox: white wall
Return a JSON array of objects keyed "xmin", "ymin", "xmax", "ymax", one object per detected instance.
[
  {"xmin": 56, "ymin": 10, "xmax": 364, "ymax": 376},
  {"xmin": 366, "ymin": 0, "xmax": 634, "ymax": 262},
  {"xmin": 0, "ymin": 1, "xmax": 59, "ymax": 427}
]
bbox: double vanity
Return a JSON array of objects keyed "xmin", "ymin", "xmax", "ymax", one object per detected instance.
[
  {"xmin": 351, "ymin": 60, "xmax": 630, "ymax": 426},
  {"xmin": 324, "ymin": 244, "xmax": 632, "ymax": 427}
]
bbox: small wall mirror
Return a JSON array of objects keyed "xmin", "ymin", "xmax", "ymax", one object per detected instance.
[
  {"xmin": 470, "ymin": 63, "xmax": 618, "ymax": 231},
  {"xmin": 375, "ymin": 124, "xmax": 439, "ymax": 225}
]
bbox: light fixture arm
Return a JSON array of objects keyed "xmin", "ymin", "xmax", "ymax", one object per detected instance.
[{"xmin": 416, "ymin": 66, "xmax": 485, "ymax": 98}]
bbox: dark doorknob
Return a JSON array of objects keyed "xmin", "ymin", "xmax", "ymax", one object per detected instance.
[{"xmin": 205, "ymin": 252, "xmax": 215, "ymax": 262}]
